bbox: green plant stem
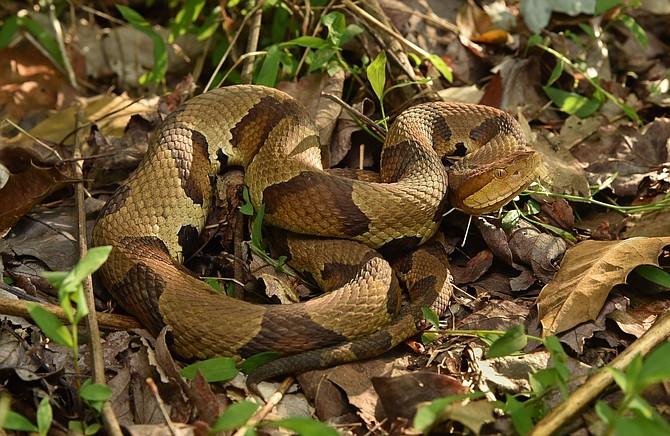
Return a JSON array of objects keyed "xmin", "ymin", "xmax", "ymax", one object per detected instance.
[
  {"xmin": 439, "ymin": 329, "xmax": 544, "ymax": 343},
  {"xmin": 526, "ymin": 189, "xmax": 670, "ymax": 214}
]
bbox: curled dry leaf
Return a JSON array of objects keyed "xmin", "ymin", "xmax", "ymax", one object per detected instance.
[{"xmin": 537, "ymin": 236, "xmax": 670, "ymax": 336}]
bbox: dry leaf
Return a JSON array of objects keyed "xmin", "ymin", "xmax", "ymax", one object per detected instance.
[{"xmin": 537, "ymin": 236, "xmax": 670, "ymax": 335}]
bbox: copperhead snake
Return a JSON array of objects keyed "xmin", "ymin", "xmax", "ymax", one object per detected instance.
[{"xmin": 92, "ymin": 85, "xmax": 540, "ymax": 384}]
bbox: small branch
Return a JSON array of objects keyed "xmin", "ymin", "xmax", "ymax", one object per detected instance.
[
  {"xmin": 241, "ymin": 0, "xmax": 264, "ymax": 84},
  {"xmin": 73, "ymin": 111, "xmax": 122, "ymax": 436},
  {"xmin": 0, "ymin": 297, "xmax": 141, "ymax": 331},
  {"xmin": 233, "ymin": 376, "xmax": 295, "ymax": 436},
  {"xmin": 529, "ymin": 311, "xmax": 670, "ymax": 435},
  {"xmin": 47, "ymin": 0, "xmax": 79, "ymax": 90}
]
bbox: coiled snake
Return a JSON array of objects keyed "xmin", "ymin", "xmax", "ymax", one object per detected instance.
[{"xmin": 93, "ymin": 85, "xmax": 540, "ymax": 384}]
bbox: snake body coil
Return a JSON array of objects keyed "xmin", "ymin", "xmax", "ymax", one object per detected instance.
[{"xmin": 93, "ymin": 85, "xmax": 540, "ymax": 381}]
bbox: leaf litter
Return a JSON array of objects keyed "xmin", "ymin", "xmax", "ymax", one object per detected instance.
[{"xmin": 0, "ymin": 0, "xmax": 669, "ymax": 434}]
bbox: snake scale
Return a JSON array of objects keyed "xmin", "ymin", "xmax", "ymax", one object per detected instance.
[{"xmin": 93, "ymin": 85, "xmax": 540, "ymax": 384}]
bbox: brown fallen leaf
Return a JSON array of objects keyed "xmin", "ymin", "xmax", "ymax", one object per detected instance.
[{"xmin": 537, "ymin": 236, "xmax": 670, "ymax": 335}]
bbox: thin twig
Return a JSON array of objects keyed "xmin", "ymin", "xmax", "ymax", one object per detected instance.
[
  {"xmin": 241, "ymin": 0, "xmax": 264, "ymax": 84},
  {"xmin": 205, "ymin": 2, "xmax": 265, "ymax": 92},
  {"xmin": 147, "ymin": 377, "xmax": 178, "ymax": 436},
  {"xmin": 233, "ymin": 376, "xmax": 296, "ymax": 436},
  {"xmin": 0, "ymin": 297, "xmax": 141, "ymax": 331},
  {"xmin": 47, "ymin": 0, "xmax": 79, "ymax": 90},
  {"xmin": 73, "ymin": 111, "xmax": 122, "ymax": 435},
  {"xmin": 322, "ymin": 92, "xmax": 386, "ymax": 138}
]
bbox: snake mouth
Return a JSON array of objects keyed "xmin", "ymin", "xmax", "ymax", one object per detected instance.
[{"xmin": 448, "ymin": 150, "xmax": 542, "ymax": 214}]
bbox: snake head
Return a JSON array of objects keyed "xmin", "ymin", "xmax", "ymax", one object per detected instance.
[{"xmin": 447, "ymin": 150, "xmax": 542, "ymax": 215}]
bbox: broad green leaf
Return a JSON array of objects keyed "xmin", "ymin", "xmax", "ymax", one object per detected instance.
[
  {"xmin": 211, "ymin": 401, "xmax": 259, "ymax": 432},
  {"xmin": 180, "ymin": 357, "xmax": 239, "ymax": 382},
  {"xmin": 635, "ymin": 265, "xmax": 670, "ymax": 288},
  {"xmin": 504, "ymin": 394, "xmax": 535, "ymax": 435},
  {"xmin": 0, "ymin": 16, "xmax": 18, "ymax": 49},
  {"xmin": 595, "ymin": 400, "xmax": 616, "ymax": 424},
  {"xmin": 36, "ymin": 397, "xmax": 52, "ymax": 436},
  {"xmin": 638, "ymin": 341, "xmax": 670, "ymax": 388},
  {"xmin": 27, "ymin": 304, "xmax": 73, "ymax": 348},
  {"xmin": 413, "ymin": 394, "xmax": 481, "ymax": 432},
  {"xmin": 322, "ymin": 11, "xmax": 345, "ymax": 46},
  {"xmin": 280, "ymin": 36, "xmax": 330, "ymax": 49},
  {"xmin": 17, "ymin": 17, "xmax": 63, "ymax": 67},
  {"xmin": 195, "ymin": 6, "xmax": 222, "ymax": 41},
  {"xmin": 2, "ymin": 411, "xmax": 38, "ymax": 432},
  {"xmin": 58, "ymin": 246, "xmax": 112, "ymax": 295},
  {"xmin": 308, "ymin": 47, "xmax": 337, "ymax": 73},
  {"xmin": 595, "ymin": 0, "xmax": 622, "ymax": 15},
  {"xmin": 425, "ymin": 54, "xmax": 453, "ymax": 82},
  {"xmin": 170, "ymin": 0, "xmax": 206, "ymax": 42},
  {"xmin": 256, "ymin": 44, "xmax": 281, "ymax": 86},
  {"xmin": 367, "ymin": 51, "xmax": 387, "ymax": 102},
  {"xmin": 79, "ymin": 379, "xmax": 113, "ymax": 402},
  {"xmin": 239, "ymin": 351, "xmax": 282, "ymax": 374},
  {"xmin": 264, "ymin": 417, "xmax": 339, "ymax": 436},
  {"xmin": 543, "ymin": 86, "xmax": 601, "ymax": 117},
  {"xmin": 421, "ymin": 307, "xmax": 440, "ymax": 329},
  {"xmin": 486, "ymin": 324, "xmax": 527, "ymax": 358},
  {"xmin": 116, "ymin": 5, "xmax": 167, "ymax": 85},
  {"xmin": 340, "ymin": 24, "xmax": 364, "ymax": 46}
]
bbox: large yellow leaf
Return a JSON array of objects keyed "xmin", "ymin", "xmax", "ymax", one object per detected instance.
[{"xmin": 537, "ymin": 237, "xmax": 670, "ymax": 336}]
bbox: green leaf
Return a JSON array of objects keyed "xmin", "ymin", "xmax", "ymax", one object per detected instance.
[
  {"xmin": 27, "ymin": 304, "xmax": 73, "ymax": 348},
  {"xmin": 501, "ymin": 209, "xmax": 520, "ymax": 230},
  {"xmin": 308, "ymin": 47, "xmax": 338, "ymax": 73},
  {"xmin": 367, "ymin": 51, "xmax": 387, "ymax": 102},
  {"xmin": 618, "ymin": 14, "xmax": 648, "ymax": 49},
  {"xmin": 547, "ymin": 60, "xmax": 563, "ymax": 86},
  {"xmin": 638, "ymin": 341, "xmax": 670, "ymax": 388},
  {"xmin": 543, "ymin": 86, "xmax": 601, "ymax": 117},
  {"xmin": 321, "ymin": 11, "xmax": 345, "ymax": 46},
  {"xmin": 239, "ymin": 351, "xmax": 282, "ymax": 374},
  {"xmin": 116, "ymin": 5, "xmax": 167, "ymax": 84},
  {"xmin": 256, "ymin": 44, "xmax": 281, "ymax": 86},
  {"xmin": 280, "ymin": 36, "xmax": 330, "ymax": 49},
  {"xmin": 340, "ymin": 24, "xmax": 364, "ymax": 46},
  {"xmin": 3, "ymin": 411, "xmax": 38, "ymax": 432},
  {"xmin": 595, "ymin": 0, "xmax": 622, "ymax": 15},
  {"xmin": 634, "ymin": 266, "xmax": 670, "ymax": 288},
  {"xmin": 504, "ymin": 394, "xmax": 535, "ymax": 435},
  {"xmin": 180, "ymin": 357, "xmax": 239, "ymax": 382},
  {"xmin": 84, "ymin": 423, "xmax": 101, "ymax": 435},
  {"xmin": 36, "ymin": 397, "xmax": 52, "ymax": 436},
  {"xmin": 486, "ymin": 324, "xmax": 527, "ymax": 358},
  {"xmin": 79, "ymin": 379, "xmax": 113, "ymax": 402},
  {"xmin": 0, "ymin": 16, "xmax": 19, "ymax": 49},
  {"xmin": 594, "ymin": 400, "xmax": 616, "ymax": 424},
  {"xmin": 17, "ymin": 17, "xmax": 63, "ymax": 67},
  {"xmin": 264, "ymin": 417, "xmax": 339, "ymax": 436},
  {"xmin": 170, "ymin": 0, "xmax": 206, "ymax": 42},
  {"xmin": 251, "ymin": 203, "xmax": 266, "ymax": 249},
  {"xmin": 211, "ymin": 401, "xmax": 259, "ymax": 432},
  {"xmin": 425, "ymin": 54, "xmax": 453, "ymax": 82},
  {"xmin": 413, "ymin": 393, "xmax": 482, "ymax": 432},
  {"xmin": 421, "ymin": 307, "xmax": 440, "ymax": 329}
]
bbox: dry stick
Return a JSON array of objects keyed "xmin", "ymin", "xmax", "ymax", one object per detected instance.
[
  {"xmin": 205, "ymin": 2, "xmax": 264, "ymax": 92},
  {"xmin": 73, "ymin": 112, "xmax": 123, "ymax": 436},
  {"xmin": 0, "ymin": 297, "xmax": 141, "ymax": 331},
  {"xmin": 147, "ymin": 378, "xmax": 178, "ymax": 435},
  {"xmin": 241, "ymin": 0, "xmax": 264, "ymax": 84},
  {"xmin": 529, "ymin": 311, "xmax": 670, "ymax": 435},
  {"xmin": 232, "ymin": 376, "xmax": 296, "ymax": 436},
  {"xmin": 46, "ymin": 0, "xmax": 79, "ymax": 90}
]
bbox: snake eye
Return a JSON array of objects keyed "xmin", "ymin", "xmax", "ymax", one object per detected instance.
[{"xmin": 493, "ymin": 168, "xmax": 507, "ymax": 178}]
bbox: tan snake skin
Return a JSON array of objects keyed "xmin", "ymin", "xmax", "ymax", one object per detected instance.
[{"xmin": 92, "ymin": 85, "xmax": 541, "ymax": 382}]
